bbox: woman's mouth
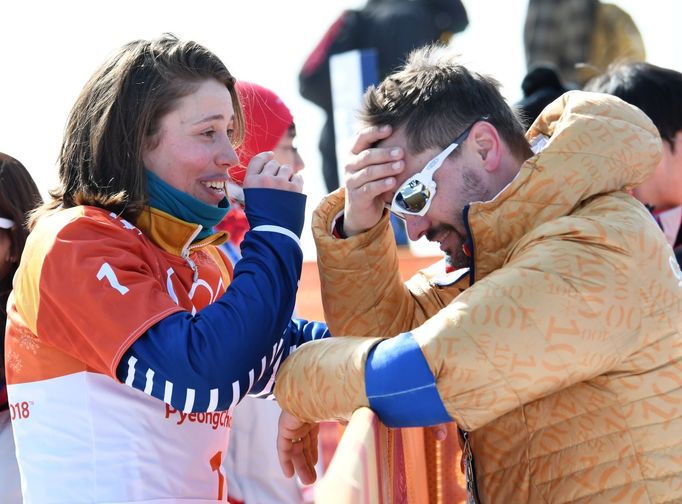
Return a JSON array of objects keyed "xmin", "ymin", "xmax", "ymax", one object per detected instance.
[{"xmin": 201, "ymin": 180, "xmax": 227, "ymax": 195}]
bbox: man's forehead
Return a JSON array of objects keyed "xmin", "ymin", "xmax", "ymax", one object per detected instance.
[{"xmin": 377, "ymin": 128, "xmax": 437, "ymax": 173}]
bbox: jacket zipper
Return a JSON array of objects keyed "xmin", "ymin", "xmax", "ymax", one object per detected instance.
[
  {"xmin": 181, "ymin": 225, "xmax": 203, "ymax": 283},
  {"xmin": 461, "ymin": 204, "xmax": 481, "ymax": 503}
]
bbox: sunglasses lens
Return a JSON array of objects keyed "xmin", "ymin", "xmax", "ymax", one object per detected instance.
[{"xmin": 395, "ymin": 180, "xmax": 430, "ymax": 213}]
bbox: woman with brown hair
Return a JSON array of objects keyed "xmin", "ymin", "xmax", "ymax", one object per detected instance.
[{"xmin": 5, "ymin": 34, "xmax": 323, "ymax": 502}]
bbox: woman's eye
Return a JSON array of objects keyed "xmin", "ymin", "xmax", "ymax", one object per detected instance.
[
  {"xmin": 226, "ymin": 128, "xmax": 235, "ymax": 141},
  {"xmin": 202, "ymin": 130, "xmax": 216, "ymax": 138}
]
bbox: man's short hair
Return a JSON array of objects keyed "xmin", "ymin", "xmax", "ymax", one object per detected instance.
[
  {"xmin": 585, "ymin": 62, "xmax": 682, "ymax": 150},
  {"xmin": 360, "ymin": 45, "xmax": 530, "ymax": 162}
]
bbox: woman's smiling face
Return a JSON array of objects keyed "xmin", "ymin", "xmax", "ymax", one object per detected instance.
[{"xmin": 143, "ymin": 78, "xmax": 240, "ymax": 206}]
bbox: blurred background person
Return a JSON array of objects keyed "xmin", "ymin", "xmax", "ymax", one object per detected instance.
[
  {"xmin": 585, "ymin": 61, "xmax": 682, "ymax": 263},
  {"xmin": 0, "ymin": 152, "xmax": 42, "ymax": 504},
  {"xmin": 524, "ymin": 0, "xmax": 645, "ymax": 87},
  {"xmin": 219, "ymin": 81, "xmax": 304, "ymax": 264},
  {"xmin": 515, "ymin": 63, "xmax": 572, "ymax": 129},
  {"xmin": 298, "ymin": 0, "xmax": 469, "ymax": 193},
  {"xmin": 219, "ymin": 81, "xmax": 312, "ymax": 504}
]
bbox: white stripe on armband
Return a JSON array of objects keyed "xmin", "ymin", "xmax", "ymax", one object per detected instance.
[{"xmin": 251, "ymin": 225, "xmax": 301, "ymax": 247}]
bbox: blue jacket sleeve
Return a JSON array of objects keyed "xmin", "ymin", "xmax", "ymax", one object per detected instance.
[
  {"xmin": 249, "ymin": 317, "xmax": 331, "ymax": 399},
  {"xmin": 115, "ymin": 188, "xmax": 309, "ymax": 413}
]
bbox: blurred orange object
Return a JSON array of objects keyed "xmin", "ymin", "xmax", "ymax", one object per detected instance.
[
  {"xmin": 296, "ymin": 248, "xmax": 440, "ymax": 322},
  {"xmin": 314, "ymin": 409, "xmax": 465, "ymax": 503}
]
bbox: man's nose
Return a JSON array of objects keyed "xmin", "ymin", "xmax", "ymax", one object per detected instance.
[{"xmin": 405, "ymin": 215, "xmax": 430, "ymax": 241}]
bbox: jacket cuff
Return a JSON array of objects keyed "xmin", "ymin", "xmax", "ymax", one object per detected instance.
[
  {"xmin": 312, "ymin": 188, "xmax": 396, "ymax": 268},
  {"xmin": 274, "ymin": 336, "xmax": 384, "ymax": 423},
  {"xmin": 244, "ymin": 188, "xmax": 307, "ymax": 238}
]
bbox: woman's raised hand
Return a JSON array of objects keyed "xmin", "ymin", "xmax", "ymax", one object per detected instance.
[{"xmin": 243, "ymin": 151, "xmax": 303, "ymax": 193}]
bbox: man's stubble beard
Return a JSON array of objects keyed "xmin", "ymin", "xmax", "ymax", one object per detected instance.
[
  {"xmin": 445, "ymin": 242, "xmax": 470, "ymax": 270},
  {"xmin": 442, "ymin": 164, "xmax": 494, "ymax": 270}
]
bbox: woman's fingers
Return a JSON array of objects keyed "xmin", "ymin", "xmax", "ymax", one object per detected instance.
[{"xmin": 243, "ymin": 153, "xmax": 304, "ymax": 193}]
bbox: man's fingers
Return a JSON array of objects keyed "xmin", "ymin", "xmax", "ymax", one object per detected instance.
[
  {"xmin": 277, "ymin": 412, "xmax": 320, "ymax": 484},
  {"xmin": 276, "ymin": 434, "xmax": 318, "ymax": 484},
  {"xmin": 346, "ymin": 146, "xmax": 404, "ymax": 178},
  {"xmin": 301, "ymin": 429, "xmax": 317, "ymax": 469},
  {"xmin": 348, "ymin": 176, "xmax": 398, "ymax": 205},
  {"xmin": 310, "ymin": 424, "xmax": 320, "ymax": 466},
  {"xmin": 351, "ymin": 124, "xmax": 393, "ymax": 155},
  {"xmin": 279, "ymin": 456, "xmax": 295, "ymax": 479},
  {"xmin": 277, "ymin": 432, "xmax": 296, "ymax": 478},
  {"xmin": 277, "ymin": 411, "xmax": 319, "ymax": 483},
  {"xmin": 345, "ymin": 160, "xmax": 403, "ymax": 189},
  {"xmin": 292, "ymin": 439, "xmax": 317, "ymax": 485}
]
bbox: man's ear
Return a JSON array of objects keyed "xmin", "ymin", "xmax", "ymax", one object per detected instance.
[{"xmin": 470, "ymin": 121, "xmax": 502, "ymax": 172}]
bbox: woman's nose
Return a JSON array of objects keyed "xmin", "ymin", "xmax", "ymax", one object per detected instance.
[{"xmin": 218, "ymin": 138, "xmax": 240, "ymax": 168}]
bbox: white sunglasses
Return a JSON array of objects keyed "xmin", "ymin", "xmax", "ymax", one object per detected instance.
[{"xmin": 389, "ymin": 116, "xmax": 488, "ymax": 218}]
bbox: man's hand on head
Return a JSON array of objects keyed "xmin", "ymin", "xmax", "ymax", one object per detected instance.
[{"xmin": 343, "ymin": 125, "xmax": 404, "ymax": 237}]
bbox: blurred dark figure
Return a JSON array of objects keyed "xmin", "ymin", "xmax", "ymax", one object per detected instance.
[
  {"xmin": 0, "ymin": 152, "xmax": 42, "ymax": 504},
  {"xmin": 585, "ymin": 62, "xmax": 682, "ymax": 264},
  {"xmin": 516, "ymin": 63, "xmax": 572, "ymax": 129},
  {"xmin": 0, "ymin": 153, "xmax": 42, "ymax": 384},
  {"xmin": 300, "ymin": 0, "xmax": 469, "ymax": 192},
  {"xmin": 524, "ymin": 0, "xmax": 645, "ymax": 87}
]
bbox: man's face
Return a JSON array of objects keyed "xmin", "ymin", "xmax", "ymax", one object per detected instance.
[
  {"xmin": 273, "ymin": 129, "xmax": 304, "ymax": 174},
  {"xmin": 634, "ymin": 132, "xmax": 682, "ymax": 211},
  {"xmin": 379, "ymin": 127, "xmax": 491, "ymax": 269}
]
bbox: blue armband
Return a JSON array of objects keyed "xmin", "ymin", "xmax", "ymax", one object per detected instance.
[{"xmin": 365, "ymin": 332, "xmax": 452, "ymax": 427}]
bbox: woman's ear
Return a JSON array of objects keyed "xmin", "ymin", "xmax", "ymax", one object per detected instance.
[{"xmin": 141, "ymin": 133, "xmax": 160, "ymax": 169}]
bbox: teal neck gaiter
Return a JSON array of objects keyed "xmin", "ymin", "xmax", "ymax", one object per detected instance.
[{"xmin": 146, "ymin": 170, "xmax": 229, "ymax": 241}]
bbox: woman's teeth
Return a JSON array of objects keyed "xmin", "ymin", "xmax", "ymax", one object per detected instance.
[{"xmin": 203, "ymin": 181, "xmax": 225, "ymax": 192}]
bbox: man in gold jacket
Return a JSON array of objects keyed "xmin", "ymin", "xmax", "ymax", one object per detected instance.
[{"xmin": 275, "ymin": 46, "xmax": 681, "ymax": 502}]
